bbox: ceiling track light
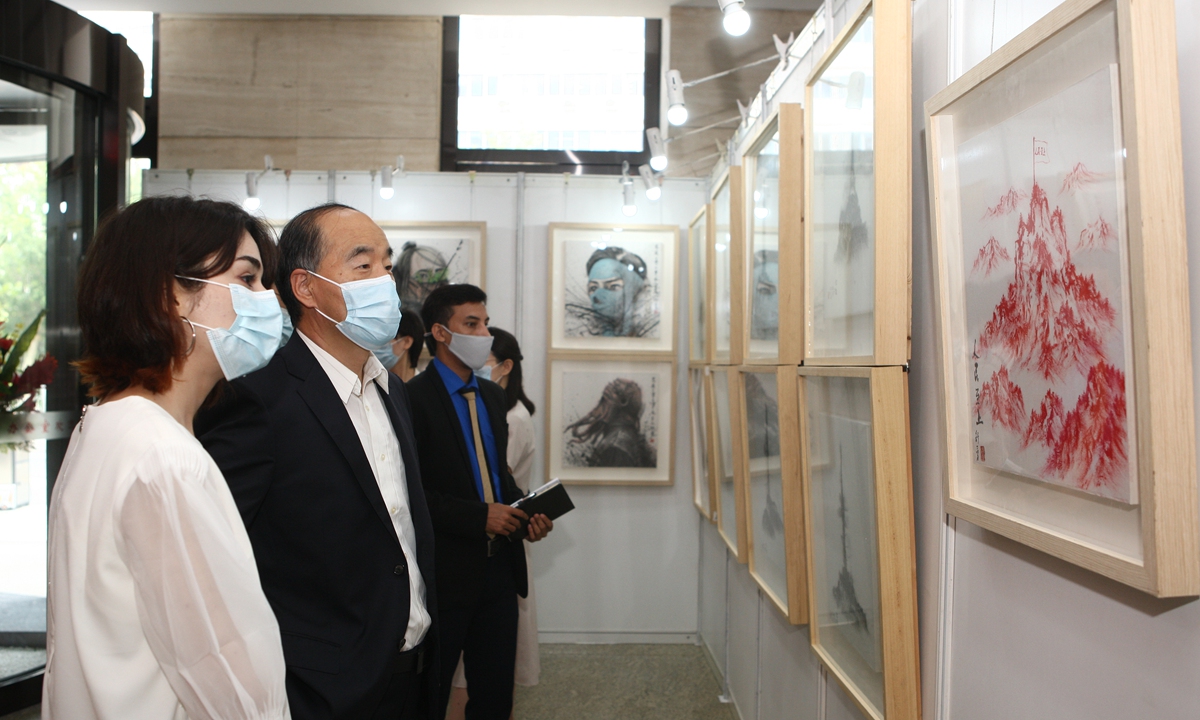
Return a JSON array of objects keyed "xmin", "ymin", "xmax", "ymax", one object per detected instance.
[
  {"xmin": 646, "ymin": 128, "xmax": 668, "ymax": 172},
  {"xmin": 621, "ymin": 161, "xmax": 638, "ymax": 217},
  {"xmin": 243, "ymin": 155, "xmax": 277, "ymax": 212},
  {"xmin": 666, "ymin": 70, "xmax": 688, "ymax": 127},
  {"xmin": 379, "ymin": 154, "xmax": 405, "ymax": 200},
  {"xmin": 639, "ymin": 164, "xmax": 662, "ymax": 202},
  {"xmin": 718, "ymin": 0, "xmax": 751, "ymax": 36}
]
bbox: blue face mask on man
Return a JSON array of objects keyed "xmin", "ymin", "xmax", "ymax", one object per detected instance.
[
  {"xmin": 308, "ymin": 271, "xmax": 402, "ymax": 351},
  {"xmin": 177, "ymin": 276, "xmax": 283, "ymax": 380}
]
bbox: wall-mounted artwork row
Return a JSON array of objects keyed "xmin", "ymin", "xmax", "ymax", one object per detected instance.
[
  {"xmin": 741, "ymin": 366, "xmax": 807, "ymax": 625},
  {"xmin": 546, "ymin": 358, "xmax": 675, "ymax": 486},
  {"xmin": 741, "ymin": 104, "xmax": 805, "ymax": 365},
  {"xmin": 804, "ymin": 0, "xmax": 910, "ymax": 366},
  {"xmin": 926, "ymin": 0, "xmax": 1198, "ymax": 596},
  {"xmin": 799, "ymin": 365, "xmax": 919, "ymax": 720},
  {"xmin": 548, "ymin": 223, "xmax": 678, "ymax": 356}
]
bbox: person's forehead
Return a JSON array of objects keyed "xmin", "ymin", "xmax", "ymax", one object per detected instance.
[
  {"xmin": 589, "ymin": 258, "xmax": 626, "ymax": 275},
  {"xmin": 452, "ymin": 301, "xmax": 488, "ymax": 320},
  {"xmin": 317, "ymin": 209, "xmax": 387, "ymax": 253}
]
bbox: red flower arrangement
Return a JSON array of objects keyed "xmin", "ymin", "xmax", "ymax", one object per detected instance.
[{"xmin": 1, "ymin": 310, "xmax": 57, "ymax": 414}]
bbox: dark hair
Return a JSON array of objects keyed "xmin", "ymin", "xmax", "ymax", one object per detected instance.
[
  {"xmin": 489, "ymin": 327, "xmax": 534, "ymax": 416},
  {"xmin": 586, "ymin": 246, "xmax": 647, "ymax": 280},
  {"xmin": 397, "ymin": 310, "xmax": 425, "ymax": 369},
  {"xmin": 76, "ymin": 195, "xmax": 277, "ymax": 400},
  {"xmin": 276, "ymin": 202, "xmax": 356, "ymax": 324},
  {"xmin": 420, "ymin": 283, "xmax": 488, "ymax": 355},
  {"xmin": 394, "ymin": 242, "xmax": 449, "ymax": 289}
]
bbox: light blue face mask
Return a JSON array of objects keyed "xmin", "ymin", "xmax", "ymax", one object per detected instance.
[
  {"xmin": 373, "ymin": 342, "xmax": 401, "ymax": 371},
  {"xmin": 178, "ymin": 276, "xmax": 283, "ymax": 380},
  {"xmin": 280, "ymin": 312, "xmax": 295, "ymax": 345},
  {"xmin": 309, "ymin": 271, "xmax": 402, "ymax": 351},
  {"xmin": 474, "ymin": 363, "xmax": 492, "ymax": 381}
]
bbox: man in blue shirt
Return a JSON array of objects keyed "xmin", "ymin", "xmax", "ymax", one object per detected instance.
[{"xmin": 405, "ymin": 284, "xmax": 552, "ymax": 720}]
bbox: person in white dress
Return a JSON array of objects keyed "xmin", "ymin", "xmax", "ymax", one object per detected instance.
[
  {"xmin": 43, "ymin": 196, "xmax": 290, "ymax": 720},
  {"xmin": 445, "ymin": 327, "xmax": 539, "ymax": 720}
]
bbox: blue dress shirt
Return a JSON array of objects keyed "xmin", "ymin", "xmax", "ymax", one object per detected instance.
[{"xmin": 432, "ymin": 357, "xmax": 503, "ymax": 504}]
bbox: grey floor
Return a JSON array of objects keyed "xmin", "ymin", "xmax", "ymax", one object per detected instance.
[
  {"xmin": 514, "ymin": 644, "xmax": 736, "ymax": 720},
  {"xmin": 2, "ymin": 643, "xmax": 735, "ymax": 720}
]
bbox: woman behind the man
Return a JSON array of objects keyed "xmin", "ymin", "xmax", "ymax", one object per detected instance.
[{"xmin": 43, "ymin": 196, "xmax": 290, "ymax": 720}]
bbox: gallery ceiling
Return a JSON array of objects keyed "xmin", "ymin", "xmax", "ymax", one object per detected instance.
[{"xmin": 59, "ymin": 0, "xmax": 822, "ymax": 19}]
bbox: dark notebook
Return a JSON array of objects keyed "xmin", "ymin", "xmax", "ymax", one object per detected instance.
[{"xmin": 509, "ymin": 478, "xmax": 574, "ymax": 541}]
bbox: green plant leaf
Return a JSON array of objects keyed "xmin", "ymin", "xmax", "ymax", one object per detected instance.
[{"xmin": 0, "ymin": 309, "xmax": 45, "ymax": 390}]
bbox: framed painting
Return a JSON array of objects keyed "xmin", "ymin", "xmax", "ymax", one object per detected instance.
[
  {"xmin": 925, "ymin": 0, "xmax": 1197, "ymax": 596},
  {"xmin": 711, "ymin": 169, "xmax": 745, "ymax": 365},
  {"xmin": 548, "ymin": 224, "xmax": 679, "ymax": 356},
  {"xmin": 740, "ymin": 366, "xmax": 807, "ymax": 624},
  {"xmin": 804, "ymin": 0, "xmax": 910, "ymax": 366},
  {"xmin": 798, "ymin": 366, "xmax": 918, "ymax": 720},
  {"xmin": 710, "ymin": 365, "xmax": 748, "ymax": 561},
  {"xmin": 691, "ymin": 367, "xmax": 718, "ymax": 523},
  {"xmin": 377, "ymin": 222, "xmax": 487, "ymax": 314},
  {"xmin": 546, "ymin": 358, "xmax": 674, "ymax": 485},
  {"xmin": 689, "ymin": 205, "xmax": 713, "ymax": 364},
  {"xmin": 741, "ymin": 104, "xmax": 805, "ymax": 365}
]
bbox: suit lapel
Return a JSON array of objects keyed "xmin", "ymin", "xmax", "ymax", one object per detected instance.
[{"xmin": 288, "ymin": 341, "xmax": 400, "ymax": 547}]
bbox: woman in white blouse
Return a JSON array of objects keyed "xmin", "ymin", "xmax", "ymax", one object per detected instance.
[
  {"xmin": 43, "ymin": 196, "xmax": 290, "ymax": 720},
  {"xmin": 446, "ymin": 327, "xmax": 539, "ymax": 720}
]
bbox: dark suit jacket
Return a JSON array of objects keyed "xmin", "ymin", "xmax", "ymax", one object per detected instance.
[
  {"xmin": 196, "ymin": 336, "xmax": 439, "ymax": 720},
  {"xmin": 405, "ymin": 364, "xmax": 528, "ymax": 608}
]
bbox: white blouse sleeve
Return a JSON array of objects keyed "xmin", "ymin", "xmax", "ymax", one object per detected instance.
[{"xmin": 114, "ymin": 446, "xmax": 290, "ymax": 720}]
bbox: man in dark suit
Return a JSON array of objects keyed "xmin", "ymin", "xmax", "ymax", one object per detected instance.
[
  {"xmin": 406, "ymin": 284, "xmax": 552, "ymax": 720},
  {"xmin": 197, "ymin": 203, "xmax": 438, "ymax": 720}
]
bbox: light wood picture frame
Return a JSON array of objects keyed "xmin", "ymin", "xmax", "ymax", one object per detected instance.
[
  {"xmin": 689, "ymin": 205, "xmax": 714, "ymax": 364},
  {"xmin": 710, "ymin": 365, "xmax": 748, "ymax": 561},
  {"xmin": 545, "ymin": 357, "xmax": 675, "ymax": 486},
  {"xmin": 740, "ymin": 365, "xmax": 808, "ymax": 624},
  {"xmin": 924, "ymin": 0, "xmax": 1197, "ymax": 596},
  {"xmin": 741, "ymin": 104, "xmax": 805, "ymax": 365},
  {"xmin": 803, "ymin": 0, "xmax": 911, "ymax": 366},
  {"xmin": 547, "ymin": 223, "xmax": 679, "ymax": 357},
  {"xmin": 377, "ymin": 221, "xmax": 487, "ymax": 313},
  {"xmin": 691, "ymin": 366, "xmax": 719, "ymax": 523},
  {"xmin": 798, "ymin": 365, "xmax": 919, "ymax": 720},
  {"xmin": 711, "ymin": 168, "xmax": 746, "ymax": 365}
]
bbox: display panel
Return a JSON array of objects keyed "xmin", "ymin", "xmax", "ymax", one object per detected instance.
[
  {"xmin": 925, "ymin": 0, "xmax": 1198, "ymax": 595},
  {"xmin": 546, "ymin": 358, "xmax": 674, "ymax": 485},
  {"xmin": 378, "ymin": 222, "xmax": 487, "ymax": 315},
  {"xmin": 746, "ymin": 126, "xmax": 781, "ymax": 360},
  {"xmin": 691, "ymin": 367, "xmax": 716, "ymax": 521},
  {"xmin": 799, "ymin": 365, "xmax": 919, "ymax": 720},
  {"xmin": 548, "ymin": 224, "xmax": 678, "ymax": 355},
  {"xmin": 713, "ymin": 176, "xmax": 734, "ymax": 363},
  {"xmin": 742, "ymin": 367, "xmax": 807, "ymax": 623},
  {"xmin": 689, "ymin": 206, "xmax": 710, "ymax": 363},
  {"xmin": 804, "ymin": 0, "xmax": 910, "ymax": 367},
  {"xmin": 711, "ymin": 367, "xmax": 746, "ymax": 561}
]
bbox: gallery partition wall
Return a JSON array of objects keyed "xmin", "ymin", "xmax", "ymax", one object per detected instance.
[{"xmin": 0, "ymin": 0, "xmax": 143, "ymax": 712}]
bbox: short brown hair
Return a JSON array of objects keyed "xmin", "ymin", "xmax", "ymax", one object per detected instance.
[{"xmin": 76, "ymin": 196, "xmax": 277, "ymax": 400}]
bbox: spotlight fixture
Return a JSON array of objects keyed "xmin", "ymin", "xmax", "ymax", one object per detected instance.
[
  {"xmin": 621, "ymin": 161, "xmax": 638, "ymax": 217},
  {"xmin": 639, "ymin": 164, "xmax": 661, "ymax": 201},
  {"xmin": 243, "ymin": 172, "xmax": 260, "ymax": 212},
  {"xmin": 665, "ymin": 70, "xmax": 688, "ymax": 126},
  {"xmin": 379, "ymin": 155, "xmax": 405, "ymax": 200},
  {"xmin": 718, "ymin": 0, "xmax": 751, "ymax": 36},
  {"xmin": 646, "ymin": 128, "xmax": 668, "ymax": 172}
]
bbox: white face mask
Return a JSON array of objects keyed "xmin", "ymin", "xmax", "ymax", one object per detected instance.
[{"xmin": 440, "ymin": 327, "xmax": 494, "ymax": 371}]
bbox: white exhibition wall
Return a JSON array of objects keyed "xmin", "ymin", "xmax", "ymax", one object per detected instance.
[
  {"xmin": 700, "ymin": 0, "xmax": 1200, "ymax": 719},
  {"xmin": 142, "ymin": 169, "xmax": 710, "ymax": 643}
]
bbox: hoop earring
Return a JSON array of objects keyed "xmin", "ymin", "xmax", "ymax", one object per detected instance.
[{"xmin": 180, "ymin": 317, "xmax": 197, "ymax": 356}]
